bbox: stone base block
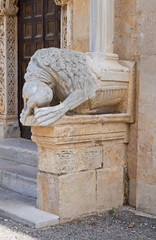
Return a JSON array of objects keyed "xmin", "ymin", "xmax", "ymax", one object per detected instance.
[
  {"xmin": 103, "ymin": 140, "xmax": 127, "ymax": 168},
  {"xmin": 0, "ymin": 119, "xmax": 20, "ymax": 138},
  {"xmin": 32, "ymin": 116, "xmax": 129, "ymax": 221},
  {"xmin": 97, "ymin": 167, "xmax": 124, "ymax": 211},
  {"xmin": 37, "ymin": 171, "xmax": 96, "ymax": 221},
  {"xmin": 38, "ymin": 145, "xmax": 102, "ymax": 174}
]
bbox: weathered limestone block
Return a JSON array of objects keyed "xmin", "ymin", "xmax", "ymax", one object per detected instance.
[
  {"xmin": 72, "ymin": 0, "xmax": 90, "ymax": 52},
  {"xmin": 33, "ymin": 120, "xmax": 128, "ymax": 174},
  {"xmin": 97, "ymin": 166, "xmax": 124, "ymax": 211},
  {"xmin": 37, "ymin": 172, "xmax": 59, "ymax": 215},
  {"xmin": 136, "ymin": 182, "xmax": 156, "ymax": 215},
  {"xmin": 37, "ymin": 171, "xmax": 96, "ymax": 221},
  {"xmin": 103, "ymin": 140, "xmax": 127, "ymax": 168},
  {"xmin": 38, "ymin": 145, "xmax": 102, "ymax": 174},
  {"xmin": 32, "ymin": 118, "xmax": 129, "ymax": 175},
  {"xmin": 31, "ymin": 115, "xmax": 129, "ymax": 221},
  {"xmin": 136, "ymin": 55, "xmax": 156, "ymax": 215},
  {"xmin": 129, "ymin": 178, "xmax": 136, "ymax": 207}
]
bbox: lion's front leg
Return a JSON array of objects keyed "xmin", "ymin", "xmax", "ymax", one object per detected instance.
[
  {"xmin": 34, "ymin": 89, "xmax": 89, "ymax": 126},
  {"xmin": 34, "ymin": 103, "xmax": 68, "ymax": 126}
]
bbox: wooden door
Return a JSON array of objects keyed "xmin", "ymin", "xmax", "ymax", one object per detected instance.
[{"xmin": 18, "ymin": 0, "xmax": 61, "ymax": 139}]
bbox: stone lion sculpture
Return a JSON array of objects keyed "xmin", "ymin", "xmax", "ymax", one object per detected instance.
[{"xmin": 20, "ymin": 48, "xmax": 129, "ymax": 126}]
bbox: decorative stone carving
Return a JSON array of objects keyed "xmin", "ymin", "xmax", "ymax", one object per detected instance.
[
  {"xmin": 0, "ymin": 0, "xmax": 18, "ymax": 116},
  {"xmin": 6, "ymin": 15, "xmax": 17, "ymax": 114},
  {"xmin": 0, "ymin": 0, "xmax": 19, "ymax": 137},
  {"xmin": 20, "ymin": 48, "xmax": 135, "ymax": 127},
  {"xmin": 54, "ymin": 0, "xmax": 72, "ymax": 6},
  {"xmin": 55, "ymin": 0, "xmax": 73, "ymax": 49},
  {"xmin": 0, "ymin": 15, "xmax": 5, "ymax": 114},
  {"xmin": 0, "ymin": 0, "xmax": 18, "ymax": 16},
  {"xmin": 66, "ymin": 2, "xmax": 73, "ymax": 49},
  {"xmin": 0, "ymin": 1, "xmax": 18, "ymax": 115},
  {"xmin": 61, "ymin": 5, "xmax": 67, "ymax": 48}
]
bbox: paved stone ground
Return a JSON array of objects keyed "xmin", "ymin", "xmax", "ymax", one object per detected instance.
[{"xmin": 0, "ymin": 207, "xmax": 155, "ymax": 240}]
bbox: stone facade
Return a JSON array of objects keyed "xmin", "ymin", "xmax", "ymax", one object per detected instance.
[
  {"xmin": 0, "ymin": 0, "xmax": 155, "ymax": 220},
  {"xmin": 114, "ymin": 0, "xmax": 156, "ymax": 215}
]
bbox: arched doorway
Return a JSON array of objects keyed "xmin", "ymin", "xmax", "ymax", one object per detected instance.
[{"xmin": 18, "ymin": 0, "xmax": 61, "ymax": 138}]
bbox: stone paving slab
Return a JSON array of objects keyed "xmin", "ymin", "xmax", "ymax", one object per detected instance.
[{"xmin": 0, "ymin": 188, "xmax": 59, "ymax": 229}]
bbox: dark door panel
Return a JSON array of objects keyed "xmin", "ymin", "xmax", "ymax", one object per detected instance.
[{"xmin": 18, "ymin": 0, "xmax": 60, "ymax": 139}]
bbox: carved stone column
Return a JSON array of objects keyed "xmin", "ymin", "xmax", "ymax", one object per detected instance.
[
  {"xmin": 0, "ymin": 0, "xmax": 20, "ymax": 138},
  {"xmin": 54, "ymin": 0, "xmax": 73, "ymax": 49},
  {"xmin": 90, "ymin": 0, "xmax": 114, "ymax": 53}
]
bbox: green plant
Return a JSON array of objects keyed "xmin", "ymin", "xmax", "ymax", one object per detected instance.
[{"xmin": 108, "ymin": 209, "xmax": 115, "ymax": 215}]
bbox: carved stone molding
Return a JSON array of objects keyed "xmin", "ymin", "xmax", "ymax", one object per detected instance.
[
  {"xmin": 54, "ymin": 0, "xmax": 72, "ymax": 6},
  {"xmin": 61, "ymin": 5, "xmax": 67, "ymax": 49},
  {"xmin": 6, "ymin": 15, "xmax": 17, "ymax": 114},
  {"xmin": 0, "ymin": 0, "xmax": 18, "ymax": 16},
  {"xmin": 0, "ymin": 16, "xmax": 5, "ymax": 114},
  {"xmin": 0, "ymin": 0, "xmax": 19, "ymax": 137},
  {"xmin": 0, "ymin": 15, "xmax": 17, "ymax": 115},
  {"xmin": 55, "ymin": 0, "xmax": 73, "ymax": 49},
  {"xmin": 0, "ymin": 1, "xmax": 18, "ymax": 115}
]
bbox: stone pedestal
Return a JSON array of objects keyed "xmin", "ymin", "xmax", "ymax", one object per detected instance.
[{"xmin": 32, "ymin": 114, "xmax": 129, "ymax": 222}]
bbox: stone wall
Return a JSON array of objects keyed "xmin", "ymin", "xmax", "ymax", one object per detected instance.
[
  {"xmin": 114, "ymin": 0, "xmax": 138, "ymax": 207},
  {"xmin": 71, "ymin": 0, "xmax": 156, "ymax": 214},
  {"xmin": 72, "ymin": 0, "xmax": 90, "ymax": 52},
  {"xmin": 135, "ymin": 1, "xmax": 156, "ymax": 215},
  {"xmin": 114, "ymin": 0, "xmax": 156, "ymax": 214}
]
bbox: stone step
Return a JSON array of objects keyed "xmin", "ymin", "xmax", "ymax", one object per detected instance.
[
  {"xmin": 0, "ymin": 138, "xmax": 38, "ymax": 167},
  {"xmin": 0, "ymin": 158, "xmax": 37, "ymax": 198},
  {"xmin": 0, "ymin": 188, "xmax": 59, "ymax": 228}
]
